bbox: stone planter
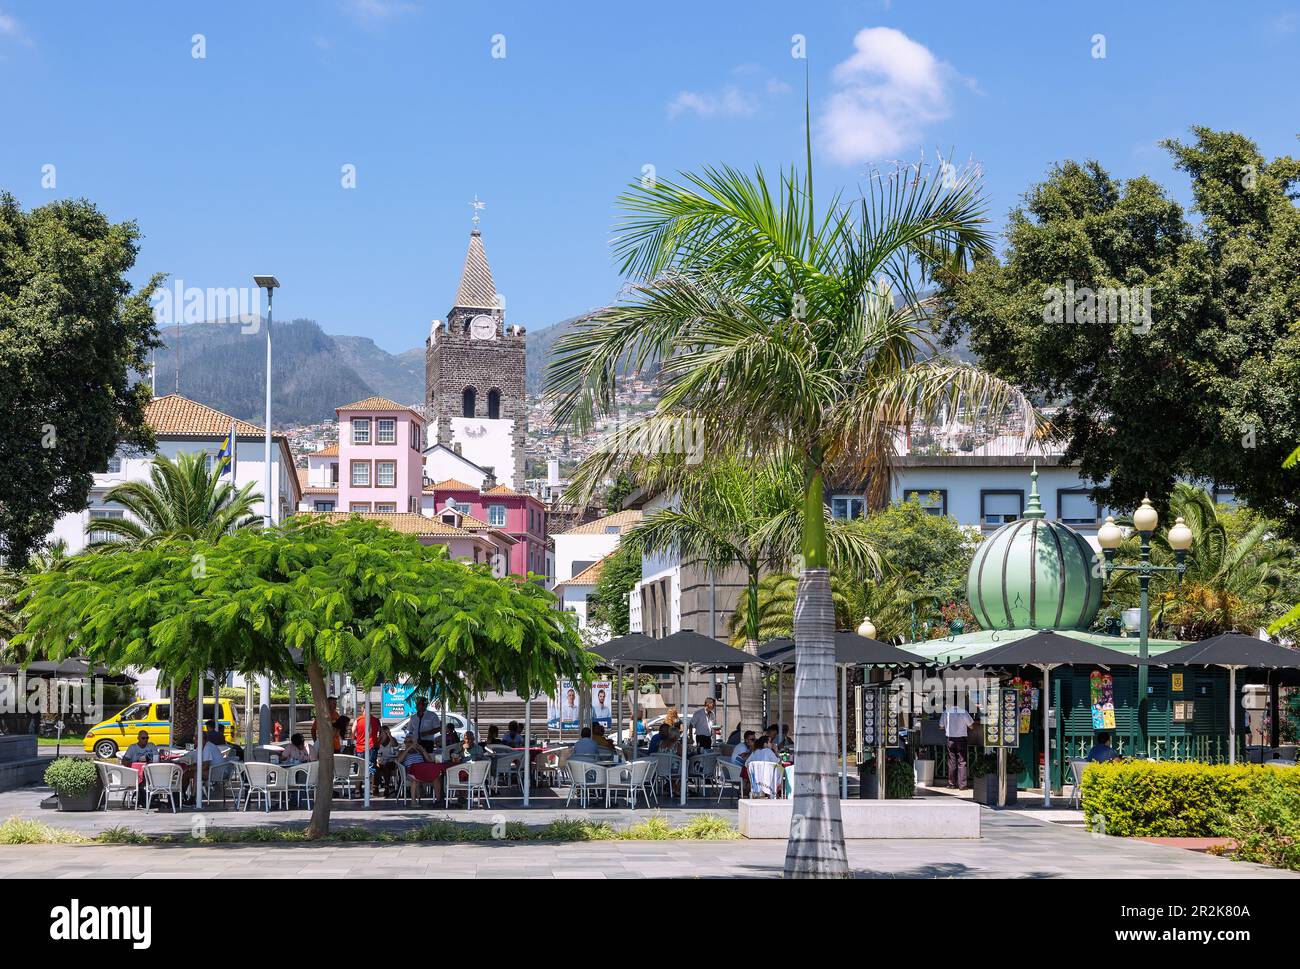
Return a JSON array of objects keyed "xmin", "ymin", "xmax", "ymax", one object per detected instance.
[
  {"xmin": 971, "ymin": 772, "xmax": 1017, "ymax": 806},
  {"xmin": 56, "ymin": 781, "xmax": 102, "ymax": 812}
]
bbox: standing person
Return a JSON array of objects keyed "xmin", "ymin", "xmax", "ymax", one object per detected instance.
[
  {"xmin": 404, "ymin": 697, "xmax": 441, "ymax": 753},
  {"xmin": 940, "ymin": 700, "xmax": 974, "ymax": 790},
  {"xmin": 690, "ymin": 697, "xmax": 716, "ymax": 750},
  {"xmin": 354, "ymin": 706, "xmax": 380, "ymax": 789}
]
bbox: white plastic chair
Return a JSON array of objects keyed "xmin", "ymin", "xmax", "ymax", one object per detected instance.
[
  {"xmin": 241, "ymin": 762, "xmax": 289, "ymax": 811},
  {"xmin": 715, "ymin": 759, "xmax": 744, "ymax": 803},
  {"xmin": 1070, "ymin": 760, "xmax": 1091, "ymax": 809},
  {"xmin": 96, "ymin": 761, "xmax": 139, "ymax": 810},
  {"xmin": 203, "ymin": 760, "xmax": 243, "ymax": 809},
  {"xmin": 653, "ymin": 752, "xmax": 681, "ymax": 797},
  {"xmin": 333, "ymin": 754, "xmax": 366, "ymax": 799},
  {"xmin": 491, "ymin": 750, "xmax": 525, "ymax": 792},
  {"xmin": 748, "ymin": 760, "xmax": 782, "ymax": 799},
  {"xmin": 607, "ymin": 759, "xmax": 654, "ymax": 808},
  {"xmin": 565, "ymin": 760, "xmax": 608, "ymax": 808},
  {"xmin": 287, "ymin": 762, "xmax": 317, "ymax": 808},
  {"xmin": 690, "ymin": 752, "xmax": 719, "ymax": 797},
  {"xmin": 142, "ymin": 762, "xmax": 183, "ymax": 813},
  {"xmin": 444, "ymin": 759, "xmax": 492, "ymax": 810}
]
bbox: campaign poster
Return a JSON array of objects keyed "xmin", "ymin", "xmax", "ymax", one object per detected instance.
[
  {"xmin": 545, "ymin": 690, "xmax": 561, "ymax": 730},
  {"xmin": 591, "ymin": 680, "xmax": 612, "ymax": 728},
  {"xmin": 382, "ymin": 682, "xmax": 416, "ymax": 719},
  {"xmin": 558, "ymin": 680, "xmax": 580, "ymax": 730},
  {"xmin": 1090, "ymin": 670, "xmax": 1115, "ymax": 730}
]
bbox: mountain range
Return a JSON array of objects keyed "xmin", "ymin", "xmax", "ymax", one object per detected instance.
[{"xmin": 151, "ymin": 315, "xmax": 583, "ymax": 426}]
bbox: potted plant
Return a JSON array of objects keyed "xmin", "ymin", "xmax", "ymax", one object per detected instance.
[
  {"xmin": 861, "ymin": 755, "xmax": 917, "ymax": 799},
  {"xmin": 971, "ymin": 752, "xmax": 1023, "ymax": 805},
  {"xmin": 44, "ymin": 757, "xmax": 102, "ymax": 812}
]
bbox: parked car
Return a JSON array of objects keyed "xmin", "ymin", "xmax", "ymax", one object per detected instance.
[
  {"xmin": 82, "ymin": 698, "xmax": 239, "ymax": 760},
  {"xmin": 387, "ymin": 712, "xmax": 477, "ymax": 745}
]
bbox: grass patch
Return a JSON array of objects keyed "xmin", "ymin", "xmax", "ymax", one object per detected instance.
[
  {"xmin": 0, "ymin": 816, "xmax": 90, "ymax": 845},
  {"xmin": 0, "ymin": 812, "xmax": 740, "ymax": 847}
]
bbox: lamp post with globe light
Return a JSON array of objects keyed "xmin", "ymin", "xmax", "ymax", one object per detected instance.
[{"xmin": 1096, "ymin": 498, "xmax": 1193, "ymax": 753}]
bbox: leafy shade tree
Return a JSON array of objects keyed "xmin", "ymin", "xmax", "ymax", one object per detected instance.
[
  {"xmin": 617, "ymin": 458, "xmax": 879, "ymax": 733},
  {"xmin": 546, "ymin": 152, "xmax": 1028, "ymax": 876},
  {"xmin": 0, "ymin": 193, "xmax": 161, "ymax": 565},
  {"xmin": 88, "ymin": 450, "xmax": 262, "ymax": 743},
  {"xmin": 1103, "ymin": 485, "xmax": 1292, "ymax": 639},
  {"xmin": 17, "ymin": 517, "xmax": 589, "ymax": 838},
  {"xmin": 604, "ymin": 471, "xmax": 635, "ymax": 516},
  {"xmin": 935, "ymin": 128, "xmax": 1300, "ymax": 535},
  {"xmin": 587, "ymin": 542, "xmax": 641, "ymax": 637}
]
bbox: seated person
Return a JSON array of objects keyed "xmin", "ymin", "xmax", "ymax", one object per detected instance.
[
  {"xmin": 202, "ymin": 737, "xmax": 227, "ymax": 767},
  {"xmin": 1085, "ymin": 732, "xmax": 1122, "ymax": 763},
  {"xmin": 455, "ymin": 731, "xmax": 486, "ymax": 762},
  {"xmin": 121, "ymin": 730, "xmax": 159, "ymax": 766},
  {"xmin": 501, "ymin": 721, "xmax": 525, "ymax": 746},
  {"xmin": 279, "ymin": 733, "xmax": 315, "ymax": 764},
  {"xmin": 726, "ymin": 725, "xmax": 743, "ymax": 746},
  {"xmin": 570, "ymin": 727, "xmax": 603, "ymax": 759},
  {"xmin": 395, "ymin": 734, "xmax": 440, "ymax": 798},
  {"xmin": 731, "ymin": 731, "xmax": 756, "ymax": 765},
  {"xmin": 647, "ymin": 723, "xmax": 674, "ymax": 754},
  {"xmin": 442, "ymin": 723, "xmax": 460, "ymax": 748},
  {"xmin": 202, "ymin": 719, "xmax": 245, "ymax": 761},
  {"xmin": 747, "ymin": 735, "xmax": 778, "ymax": 765},
  {"xmin": 592, "ymin": 722, "xmax": 616, "ymax": 751}
]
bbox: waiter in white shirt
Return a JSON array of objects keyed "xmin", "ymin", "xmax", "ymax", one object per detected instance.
[
  {"xmin": 940, "ymin": 701, "xmax": 974, "ymax": 790},
  {"xmin": 690, "ymin": 697, "xmax": 716, "ymax": 750},
  {"xmin": 405, "ymin": 696, "xmax": 442, "ymax": 753}
]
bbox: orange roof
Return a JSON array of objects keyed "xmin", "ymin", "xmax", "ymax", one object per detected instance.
[
  {"xmin": 311, "ymin": 443, "xmax": 339, "ymax": 457},
  {"xmin": 337, "ymin": 397, "xmax": 425, "ymax": 421},
  {"xmin": 555, "ymin": 554, "xmax": 611, "ymax": 589},
  {"xmin": 483, "ymin": 484, "xmax": 522, "ymax": 495},
  {"xmin": 145, "ymin": 395, "xmax": 263, "ymax": 437},
  {"xmin": 425, "ymin": 478, "xmax": 480, "ymax": 491},
  {"xmin": 560, "ymin": 509, "xmax": 642, "ymax": 535},
  {"xmin": 307, "ymin": 511, "xmax": 482, "ymax": 538}
]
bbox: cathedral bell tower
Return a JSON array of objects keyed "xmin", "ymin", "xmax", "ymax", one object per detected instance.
[{"xmin": 425, "ymin": 212, "xmax": 527, "ymax": 491}]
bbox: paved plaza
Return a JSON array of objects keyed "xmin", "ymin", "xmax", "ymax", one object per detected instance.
[{"xmin": 0, "ymin": 786, "xmax": 1292, "ymax": 879}]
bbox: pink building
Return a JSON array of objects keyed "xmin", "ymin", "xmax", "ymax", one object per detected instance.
[
  {"xmin": 335, "ymin": 397, "xmax": 426, "ymax": 514},
  {"xmin": 422, "ymin": 478, "xmax": 548, "ymax": 581}
]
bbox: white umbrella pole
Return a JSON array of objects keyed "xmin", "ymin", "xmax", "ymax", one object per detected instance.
[
  {"xmin": 616, "ymin": 666, "xmax": 623, "ymax": 752},
  {"xmin": 680, "ymin": 664, "xmax": 689, "ymax": 806},
  {"xmin": 363, "ymin": 688, "xmax": 371, "ymax": 808},
  {"xmin": 441, "ymin": 693, "xmax": 449, "ymax": 761},
  {"xmin": 1228, "ymin": 667, "xmax": 1237, "ymax": 765},
  {"xmin": 195, "ymin": 675, "xmax": 204, "ymax": 809},
  {"xmin": 631, "ymin": 667, "xmax": 639, "ymax": 762},
  {"xmin": 1042, "ymin": 665, "xmax": 1052, "ymax": 808},
  {"xmin": 840, "ymin": 664, "xmax": 848, "ymax": 800},
  {"xmin": 523, "ymin": 688, "xmax": 531, "ymax": 807},
  {"xmin": 778, "ymin": 667, "xmax": 783, "ymax": 740}
]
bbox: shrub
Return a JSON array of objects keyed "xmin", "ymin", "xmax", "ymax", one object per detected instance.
[
  {"xmin": 1213, "ymin": 772, "xmax": 1300, "ymax": 871},
  {"xmin": 43, "ymin": 757, "xmax": 100, "ymax": 798},
  {"xmin": 970, "ymin": 752, "xmax": 1026, "ymax": 779},
  {"xmin": 1081, "ymin": 761, "xmax": 1300, "ymax": 837},
  {"xmin": 0, "ymin": 816, "xmax": 87, "ymax": 845}
]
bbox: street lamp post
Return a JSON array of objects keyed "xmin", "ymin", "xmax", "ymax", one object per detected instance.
[
  {"xmin": 253, "ymin": 275, "xmax": 280, "ymax": 529},
  {"xmin": 1096, "ymin": 498, "xmax": 1193, "ymax": 754}
]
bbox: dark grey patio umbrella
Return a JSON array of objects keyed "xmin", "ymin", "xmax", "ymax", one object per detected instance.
[
  {"xmin": 1155, "ymin": 633, "xmax": 1300, "ymax": 763},
  {"xmin": 944, "ymin": 631, "xmax": 1141, "ymax": 808}
]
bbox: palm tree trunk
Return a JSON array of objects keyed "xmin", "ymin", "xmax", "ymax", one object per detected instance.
[
  {"xmin": 738, "ymin": 566, "xmax": 764, "ymax": 732},
  {"xmin": 784, "ymin": 468, "xmax": 848, "ymax": 878},
  {"xmin": 305, "ymin": 659, "xmax": 334, "ymax": 840}
]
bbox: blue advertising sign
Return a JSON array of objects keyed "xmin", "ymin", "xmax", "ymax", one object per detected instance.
[{"xmin": 382, "ymin": 683, "xmax": 416, "ymax": 719}]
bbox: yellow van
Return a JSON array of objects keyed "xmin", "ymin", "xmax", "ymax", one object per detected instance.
[{"xmin": 83, "ymin": 698, "xmax": 240, "ymax": 760}]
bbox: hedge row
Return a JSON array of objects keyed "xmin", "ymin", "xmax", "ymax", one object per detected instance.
[{"xmin": 1080, "ymin": 761, "xmax": 1300, "ymax": 837}]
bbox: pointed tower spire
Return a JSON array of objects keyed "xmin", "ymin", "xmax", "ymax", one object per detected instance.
[
  {"xmin": 1023, "ymin": 461, "xmax": 1045, "ymax": 519},
  {"xmin": 454, "ymin": 228, "xmax": 497, "ymax": 310}
]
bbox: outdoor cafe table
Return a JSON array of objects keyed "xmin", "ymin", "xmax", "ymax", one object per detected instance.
[{"xmin": 127, "ymin": 750, "xmax": 195, "ymax": 805}]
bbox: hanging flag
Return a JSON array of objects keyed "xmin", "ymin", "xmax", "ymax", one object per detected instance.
[{"xmin": 215, "ymin": 420, "xmax": 237, "ymax": 478}]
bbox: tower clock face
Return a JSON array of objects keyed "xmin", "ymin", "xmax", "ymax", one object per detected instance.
[{"xmin": 470, "ymin": 314, "xmax": 496, "ymax": 340}]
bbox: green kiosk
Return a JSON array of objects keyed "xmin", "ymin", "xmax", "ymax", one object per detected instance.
[{"xmin": 908, "ymin": 469, "xmax": 1241, "ymax": 792}]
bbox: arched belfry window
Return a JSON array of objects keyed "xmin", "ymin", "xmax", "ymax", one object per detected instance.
[
  {"xmin": 487, "ymin": 388, "xmax": 501, "ymax": 420},
  {"xmin": 462, "ymin": 387, "xmax": 476, "ymax": 418}
]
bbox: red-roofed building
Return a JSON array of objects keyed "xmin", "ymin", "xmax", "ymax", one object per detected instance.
[{"xmin": 421, "ymin": 478, "xmax": 548, "ymax": 581}]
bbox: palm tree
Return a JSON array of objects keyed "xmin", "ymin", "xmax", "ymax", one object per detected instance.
[
  {"xmin": 1107, "ymin": 484, "xmax": 1290, "ymax": 639},
  {"xmin": 90, "ymin": 451, "xmax": 262, "ymax": 742},
  {"xmin": 619, "ymin": 458, "xmax": 880, "ymax": 735},
  {"xmin": 546, "ymin": 147, "xmax": 1030, "ymax": 875},
  {"xmin": 732, "ymin": 571, "xmax": 914, "ymax": 645}
]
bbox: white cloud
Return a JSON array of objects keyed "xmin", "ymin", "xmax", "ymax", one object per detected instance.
[
  {"xmin": 0, "ymin": 9, "xmax": 33, "ymax": 47},
  {"xmin": 340, "ymin": 0, "xmax": 415, "ymax": 25},
  {"xmin": 667, "ymin": 85, "xmax": 760, "ymax": 120},
  {"xmin": 819, "ymin": 27, "xmax": 958, "ymax": 164}
]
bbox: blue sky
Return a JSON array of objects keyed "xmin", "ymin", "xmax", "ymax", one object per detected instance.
[{"xmin": 2, "ymin": 1, "xmax": 1297, "ymax": 353}]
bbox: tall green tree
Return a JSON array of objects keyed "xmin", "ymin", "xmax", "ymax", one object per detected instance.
[
  {"xmin": 87, "ymin": 450, "xmax": 262, "ymax": 743},
  {"xmin": 587, "ymin": 542, "xmax": 641, "ymax": 637},
  {"xmin": 935, "ymin": 128, "xmax": 1300, "ymax": 534},
  {"xmin": 16, "ymin": 517, "xmax": 589, "ymax": 837},
  {"xmin": 618, "ymin": 458, "xmax": 879, "ymax": 734},
  {"xmin": 0, "ymin": 193, "xmax": 161, "ymax": 565},
  {"xmin": 546, "ymin": 155, "xmax": 1026, "ymax": 876}
]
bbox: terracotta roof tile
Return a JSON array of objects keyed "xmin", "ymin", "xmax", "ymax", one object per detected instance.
[
  {"xmin": 425, "ymin": 478, "xmax": 480, "ymax": 491},
  {"xmin": 307, "ymin": 511, "xmax": 477, "ymax": 537},
  {"xmin": 311, "ymin": 443, "xmax": 339, "ymax": 457},
  {"xmin": 559, "ymin": 509, "xmax": 642, "ymax": 536},
  {"xmin": 555, "ymin": 553, "xmax": 611, "ymax": 588},
  {"xmin": 337, "ymin": 397, "xmax": 425, "ymax": 420},
  {"xmin": 145, "ymin": 395, "xmax": 263, "ymax": 437}
]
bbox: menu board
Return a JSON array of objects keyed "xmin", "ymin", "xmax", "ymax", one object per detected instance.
[
  {"xmin": 1090, "ymin": 671, "xmax": 1116, "ymax": 730},
  {"xmin": 861, "ymin": 686, "xmax": 901, "ymax": 747},
  {"xmin": 983, "ymin": 687, "xmax": 1021, "ymax": 748}
]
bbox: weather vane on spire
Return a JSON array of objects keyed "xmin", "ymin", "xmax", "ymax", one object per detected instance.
[{"xmin": 469, "ymin": 195, "xmax": 486, "ymax": 228}]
